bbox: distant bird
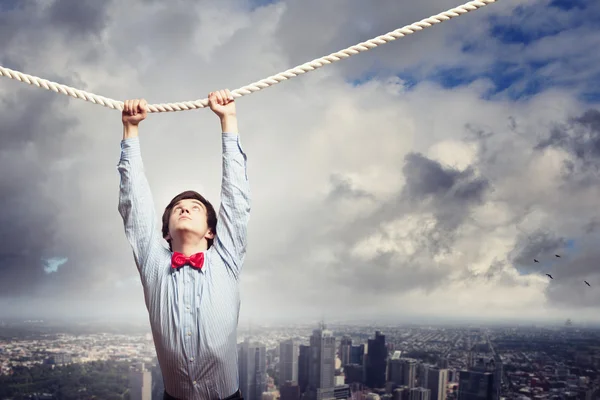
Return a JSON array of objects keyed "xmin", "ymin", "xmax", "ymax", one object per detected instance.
[
  {"xmin": 546, "ymin": 274, "xmax": 553, "ymax": 279},
  {"xmin": 555, "ymin": 254, "xmax": 561, "ymax": 258},
  {"xmin": 585, "ymin": 281, "xmax": 590, "ymax": 287},
  {"xmin": 534, "ymin": 259, "xmax": 539, "ymax": 263}
]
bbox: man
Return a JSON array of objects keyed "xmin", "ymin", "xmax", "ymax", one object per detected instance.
[{"xmin": 118, "ymin": 90, "xmax": 251, "ymax": 400}]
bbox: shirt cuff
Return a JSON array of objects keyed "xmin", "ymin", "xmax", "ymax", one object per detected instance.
[
  {"xmin": 222, "ymin": 132, "xmax": 244, "ymax": 154},
  {"xmin": 120, "ymin": 136, "xmax": 142, "ymax": 159}
]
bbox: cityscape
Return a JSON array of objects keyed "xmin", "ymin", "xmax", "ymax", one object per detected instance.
[{"xmin": 0, "ymin": 319, "xmax": 599, "ymax": 400}]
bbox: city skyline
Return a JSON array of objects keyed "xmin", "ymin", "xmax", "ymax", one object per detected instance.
[{"xmin": 1, "ymin": 320, "xmax": 599, "ymax": 399}]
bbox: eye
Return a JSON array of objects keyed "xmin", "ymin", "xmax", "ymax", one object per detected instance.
[{"xmin": 193, "ymin": 205, "xmax": 200, "ymax": 211}]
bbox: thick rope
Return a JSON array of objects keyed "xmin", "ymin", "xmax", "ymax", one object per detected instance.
[{"xmin": 0, "ymin": 0, "xmax": 496, "ymax": 113}]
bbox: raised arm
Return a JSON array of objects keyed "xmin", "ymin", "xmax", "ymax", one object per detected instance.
[
  {"xmin": 209, "ymin": 90, "xmax": 251, "ymax": 279},
  {"xmin": 117, "ymin": 99, "xmax": 163, "ymax": 282}
]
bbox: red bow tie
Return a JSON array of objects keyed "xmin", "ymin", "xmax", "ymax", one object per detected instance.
[{"xmin": 171, "ymin": 252, "xmax": 205, "ymax": 270}]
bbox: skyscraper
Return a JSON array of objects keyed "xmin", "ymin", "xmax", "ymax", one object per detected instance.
[
  {"xmin": 280, "ymin": 339, "xmax": 299, "ymax": 384},
  {"xmin": 387, "ymin": 357, "xmax": 417, "ymax": 388},
  {"xmin": 298, "ymin": 344, "xmax": 310, "ymax": 393},
  {"xmin": 388, "ymin": 354, "xmax": 403, "ymax": 386},
  {"xmin": 280, "ymin": 381, "xmax": 301, "ymax": 400},
  {"xmin": 457, "ymin": 371, "xmax": 494, "ymax": 400},
  {"xmin": 129, "ymin": 362, "xmax": 152, "ymax": 400},
  {"xmin": 340, "ymin": 336, "xmax": 352, "ymax": 366},
  {"xmin": 239, "ymin": 338, "xmax": 267, "ymax": 400},
  {"xmin": 365, "ymin": 331, "xmax": 387, "ymax": 389},
  {"xmin": 410, "ymin": 387, "xmax": 431, "ymax": 400},
  {"xmin": 402, "ymin": 359, "xmax": 417, "ymax": 389},
  {"xmin": 426, "ymin": 368, "xmax": 448, "ymax": 400},
  {"xmin": 307, "ymin": 324, "xmax": 336, "ymax": 400},
  {"xmin": 350, "ymin": 344, "xmax": 365, "ymax": 365}
]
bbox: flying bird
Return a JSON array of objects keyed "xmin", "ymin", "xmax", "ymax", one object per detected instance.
[
  {"xmin": 534, "ymin": 259, "xmax": 539, "ymax": 263},
  {"xmin": 555, "ymin": 254, "xmax": 561, "ymax": 258},
  {"xmin": 584, "ymin": 281, "xmax": 590, "ymax": 287},
  {"xmin": 546, "ymin": 274, "xmax": 553, "ymax": 279}
]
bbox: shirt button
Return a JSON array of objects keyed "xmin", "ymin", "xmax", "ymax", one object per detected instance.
[
  {"xmin": 193, "ymin": 380, "xmax": 197, "ymax": 385},
  {"xmin": 190, "ymin": 357, "xmax": 194, "ymax": 362},
  {"xmin": 187, "ymin": 332, "xmax": 192, "ymax": 336}
]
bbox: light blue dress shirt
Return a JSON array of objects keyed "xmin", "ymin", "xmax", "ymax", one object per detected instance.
[{"xmin": 117, "ymin": 133, "xmax": 251, "ymax": 399}]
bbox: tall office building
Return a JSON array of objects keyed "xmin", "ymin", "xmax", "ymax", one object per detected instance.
[
  {"xmin": 340, "ymin": 336, "xmax": 353, "ymax": 366},
  {"xmin": 365, "ymin": 331, "xmax": 387, "ymax": 389},
  {"xmin": 307, "ymin": 324, "xmax": 336, "ymax": 400},
  {"xmin": 410, "ymin": 387, "xmax": 431, "ymax": 400},
  {"xmin": 393, "ymin": 386, "xmax": 411, "ymax": 400},
  {"xmin": 418, "ymin": 364, "xmax": 430, "ymax": 388},
  {"xmin": 239, "ymin": 338, "xmax": 267, "ymax": 400},
  {"xmin": 457, "ymin": 371, "xmax": 494, "ymax": 400},
  {"xmin": 280, "ymin": 339, "xmax": 299, "ymax": 384},
  {"xmin": 403, "ymin": 359, "xmax": 417, "ymax": 389},
  {"xmin": 129, "ymin": 362, "xmax": 152, "ymax": 400},
  {"xmin": 280, "ymin": 381, "xmax": 301, "ymax": 400},
  {"xmin": 388, "ymin": 358, "xmax": 404, "ymax": 386},
  {"xmin": 298, "ymin": 344, "xmax": 310, "ymax": 393},
  {"xmin": 387, "ymin": 358, "xmax": 417, "ymax": 388},
  {"xmin": 350, "ymin": 344, "xmax": 366, "ymax": 365},
  {"xmin": 426, "ymin": 368, "xmax": 448, "ymax": 400}
]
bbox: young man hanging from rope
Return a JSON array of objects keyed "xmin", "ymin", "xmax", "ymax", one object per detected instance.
[{"xmin": 118, "ymin": 90, "xmax": 250, "ymax": 400}]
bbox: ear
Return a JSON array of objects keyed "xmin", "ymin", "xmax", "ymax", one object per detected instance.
[
  {"xmin": 205, "ymin": 230, "xmax": 215, "ymax": 240},
  {"xmin": 165, "ymin": 233, "xmax": 172, "ymax": 241}
]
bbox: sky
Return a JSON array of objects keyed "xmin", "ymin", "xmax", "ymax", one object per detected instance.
[{"xmin": 1, "ymin": 0, "xmax": 600, "ymax": 327}]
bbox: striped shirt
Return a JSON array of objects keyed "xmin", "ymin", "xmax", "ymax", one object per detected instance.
[{"xmin": 117, "ymin": 133, "xmax": 250, "ymax": 400}]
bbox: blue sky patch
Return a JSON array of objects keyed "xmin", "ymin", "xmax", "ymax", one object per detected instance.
[
  {"xmin": 349, "ymin": 0, "xmax": 600, "ymax": 104},
  {"xmin": 42, "ymin": 257, "xmax": 68, "ymax": 274}
]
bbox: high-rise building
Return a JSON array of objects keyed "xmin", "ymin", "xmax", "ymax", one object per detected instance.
[
  {"xmin": 298, "ymin": 344, "xmax": 310, "ymax": 393},
  {"xmin": 280, "ymin": 339, "xmax": 299, "ymax": 384},
  {"xmin": 129, "ymin": 362, "xmax": 152, "ymax": 400},
  {"xmin": 457, "ymin": 371, "xmax": 494, "ymax": 400},
  {"xmin": 239, "ymin": 338, "xmax": 267, "ymax": 400},
  {"xmin": 350, "ymin": 344, "xmax": 366, "ymax": 365},
  {"xmin": 393, "ymin": 386, "xmax": 411, "ymax": 400},
  {"xmin": 365, "ymin": 331, "xmax": 387, "ymax": 389},
  {"xmin": 388, "ymin": 358, "xmax": 417, "ymax": 388},
  {"xmin": 280, "ymin": 381, "xmax": 301, "ymax": 400},
  {"xmin": 307, "ymin": 324, "xmax": 336, "ymax": 400},
  {"xmin": 426, "ymin": 368, "xmax": 447, "ymax": 400},
  {"xmin": 340, "ymin": 336, "xmax": 352, "ymax": 366},
  {"xmin": 410, "ymin": 387, "xmax": 430, "ymax": 400},
  {"xmin": 403, "ymin": 359, "xmax": 417, "ymax": 389},
  {"xmin": 388, "ymin": 358, "xmax": 403, "ymax": 386}
]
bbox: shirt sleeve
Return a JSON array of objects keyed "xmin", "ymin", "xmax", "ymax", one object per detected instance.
[
  {"xmin": 117, "ymin": 136, "xmax": 163, "ymax": 283},
  {"xmin": 213, "ymin": 132, "xmax": 251, "ymax": 279}
]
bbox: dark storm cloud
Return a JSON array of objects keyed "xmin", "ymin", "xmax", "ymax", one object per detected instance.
[
  {"xmin": 535, "ymin": 109, "xmax": 600, "ymax": 181},
  {"xmin": 46, "ymin": 0, "xmax": 110, "ymax": 39},
  {"xmin": 0, "ymin": 89, "xmax": 78, "ymax": 296},
  {"xmin": 509, "ymin": 229, "xmax": 567, "ymax": 271},
  {"xmin": 0, "ymin": 0, "xmax": 110, "ymax": 45},
  {"xmin": 400, "ymin": 152, "xmax": 489, "ymax": 230},
  {"xmin": 0, "ymin": 0, "xmax": 113, "ymax": 299},
  {"xmin": 545, "ymin": 249, "xmax": 600, "ymax": 308},
  {"xmin": 401, "ymin": 153, "xmax": 488, "ymax": 203}
]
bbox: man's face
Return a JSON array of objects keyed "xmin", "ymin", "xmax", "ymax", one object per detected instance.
[{"xmin": 167, "ymin": 198, "xmax": 213, "ymax": 241}]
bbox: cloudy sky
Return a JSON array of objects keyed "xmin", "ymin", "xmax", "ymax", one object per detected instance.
[{"xmin": 1, "ymin": 0, "xmax": 599, "ymax": 326}]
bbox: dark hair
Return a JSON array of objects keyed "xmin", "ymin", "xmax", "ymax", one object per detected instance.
[{"xmin": 161, "ymin": 190, "xmax": 217, "ymax": 251}]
